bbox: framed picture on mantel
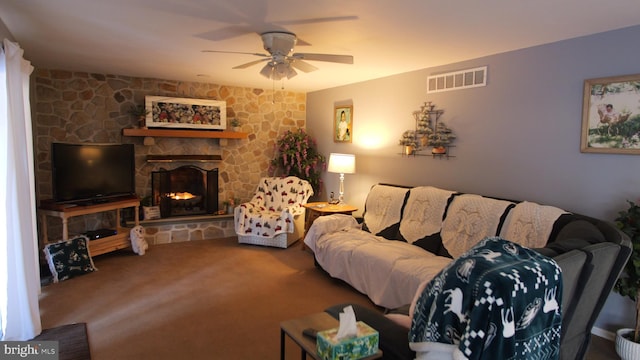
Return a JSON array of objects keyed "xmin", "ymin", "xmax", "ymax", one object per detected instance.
[{"xmin": 145, "ymin": 96, "xmax": 227, "ymax": 130}]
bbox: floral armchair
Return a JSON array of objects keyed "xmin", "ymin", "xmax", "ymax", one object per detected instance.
[{"xmin": 234, "ymin": 176, "xmax": 314, "ymax": 248}]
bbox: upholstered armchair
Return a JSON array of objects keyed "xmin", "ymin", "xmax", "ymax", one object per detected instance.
[{"xmin": 234, "ymin": 176, "xmax": 313, "ymax": 248}]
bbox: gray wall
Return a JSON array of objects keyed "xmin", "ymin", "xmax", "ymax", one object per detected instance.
[
  {"xmin": 307, "ymin": 25, "xmax": 640, "ymax": 333},
  {"xmin": 0, "ymin": 16, "xmax": 14, "ymax": 41}
]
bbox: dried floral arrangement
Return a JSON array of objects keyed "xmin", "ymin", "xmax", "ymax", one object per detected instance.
[{"xmin": 269, "ymin": 129, "xmax": 326, "ymax": 194}]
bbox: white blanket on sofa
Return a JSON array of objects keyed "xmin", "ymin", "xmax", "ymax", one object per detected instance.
[
  {"xmin": 304, "ymin": 186, "xmax": 569, "ymax": 311},
  {"xmin": 362, "ymin": 184, "xmax": 408, "ymax": 235},
  {"xmin": 440, "ymin": 194, "xmax": 514, "ymax": 258},
  {"xmin": 400, "ymin": 186, "xmax": 456, "ymax": 243},
  {"xmin": 305, "ymin": 215, "xmax": 453, "ymax": 309},
  {"xmin": 499, "ymin": 201, "xmax": 568, "ymax": 249}
]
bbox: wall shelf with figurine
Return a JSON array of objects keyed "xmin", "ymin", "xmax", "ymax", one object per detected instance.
[{"xmin": 398, "ymin": 101, "xmax": 457, "ymax": 158}]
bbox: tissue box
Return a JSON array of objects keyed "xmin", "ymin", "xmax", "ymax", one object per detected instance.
[{"xmin": 316, "ymin": 321, "xmax": 379, "ymax": 360}]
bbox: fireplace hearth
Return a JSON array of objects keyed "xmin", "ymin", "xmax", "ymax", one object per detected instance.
[{"xmin": 151, "ymin": 166, "xmax": 218, "ymax": 218}]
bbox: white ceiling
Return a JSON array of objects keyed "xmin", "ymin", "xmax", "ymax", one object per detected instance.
[{"xmin": 2, "ymin": 0, "xmax": 640, "ymax": 93}]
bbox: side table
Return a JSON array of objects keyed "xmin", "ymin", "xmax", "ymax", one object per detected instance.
[
  {"xmin": 302, "ymin": 202, "xmax": 358, "ymax": 250},
  {"xmin": 280, "ymin": 312, "xmax": 382, "ymax": 360}
]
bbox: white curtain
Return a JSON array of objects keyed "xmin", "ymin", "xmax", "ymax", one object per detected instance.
[{"xmin": 0, "ymin": 39, "xmax": 41, "ymax": 340}]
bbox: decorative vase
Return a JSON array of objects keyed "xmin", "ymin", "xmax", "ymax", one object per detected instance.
[
  {"xmin": 138, "ymin": 115, "xmax": 146, "ymax": 129},
  {"xmin": 616, "ymin": 328, "xmax": 640, "ymax": 360},
  {"xmin": 403, "ymin": 145, "xmax": 415, "ymax": 156},
  {"xmin": 420, "ymin": 136, "xmax": 428, "ymax": 147},
  {"xmin": 432, "ymin": 146, "xmax": 447, "ymax": 154},
  {"xmin": 232, "ymin": 126, "xmax": 241, "ymax": 132}
]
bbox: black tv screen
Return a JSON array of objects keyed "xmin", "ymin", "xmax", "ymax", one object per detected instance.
[{"xmin": 52, "ymin": 142, "xmax": 136, "ymax": 204}]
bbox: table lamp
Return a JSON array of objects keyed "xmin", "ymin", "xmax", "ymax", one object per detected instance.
[{"xmin": 327, "ymin": 153, "xmax": 356, "ymax": 204}]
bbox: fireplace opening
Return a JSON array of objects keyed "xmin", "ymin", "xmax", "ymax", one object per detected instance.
[{"xmin": 151, "ymin": 166, "xmax": 218, "ymax": 218}]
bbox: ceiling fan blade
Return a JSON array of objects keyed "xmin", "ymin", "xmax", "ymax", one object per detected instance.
[
  {"xmin": 274, "ymin": 16, "xmax": 359, "ymax": 26},
  {"xmin": 292, "ymin": 53, "xmax": 354, "ymax": 64},
  {"xmin": 294, "ymin": 38, "xmax": 312, "ymax": 46},
  {"xmin": 290, "ymin": 60, "xmax": 318, "ymax": 73},
  {"xmin": 202, "ymin": 50, "xmax": 270, "ymax": 58},
  {"xmin": 274, "ymin": 16, "xmax": 359, "ymax": 47},
  {"xmin": 233, "ymin": 58, "xmax": 270, "ymax": 69},
  {"xmin": 194, "ymin": 25, "xmax": 256, "ymax": 42}
]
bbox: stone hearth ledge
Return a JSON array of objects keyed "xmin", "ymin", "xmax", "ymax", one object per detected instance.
[{"xmin": 127, "ymin": 214, "xmax": 235, "ymax": 245}]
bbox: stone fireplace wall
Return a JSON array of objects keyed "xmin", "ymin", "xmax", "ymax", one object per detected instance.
[{"xmin": 33, "ymin": 69, "xmax": 306, "ymax": 243}]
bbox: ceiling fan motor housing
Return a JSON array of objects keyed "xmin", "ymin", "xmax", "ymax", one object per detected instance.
[{"xmin": 261, "ymin": 31, "xmax": 297, "ymax": 56}]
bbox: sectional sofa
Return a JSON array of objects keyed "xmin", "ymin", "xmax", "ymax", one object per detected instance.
[{"xmin": 304, "ymin": 183, "xmax": 631, "ymax": 360}]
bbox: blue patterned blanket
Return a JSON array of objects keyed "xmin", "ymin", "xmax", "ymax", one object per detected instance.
[{"xmin": 409, "ymin": 237, "xmax": 562, "ymax": 360}]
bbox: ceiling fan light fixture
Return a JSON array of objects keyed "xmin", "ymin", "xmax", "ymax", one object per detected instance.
[
  {"xmin": 259, "ymin": 62, "xmax": 297, "ymax": 80},
  {"xmin": 260, "ymin": 63, "xmax": 274, "ymax": 79},
  {"xmin": 285, "ymin": 66, "xmax": 297, "ymax": 79},
  {"xmin": 275, "ymin": 62, "xmax": 297, "ymax": 79}
]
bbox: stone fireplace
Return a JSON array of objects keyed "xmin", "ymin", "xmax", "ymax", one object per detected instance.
[
  {"xmin": 32, "ymin": 69, "xmax": 307, "ymax": 245},
  {"xmin": 151, "ymin": 166, "xmax": 218, "ymax": 218}
]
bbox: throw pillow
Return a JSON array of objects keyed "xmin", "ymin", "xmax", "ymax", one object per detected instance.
[{"xmin": 43, "ymin": 235, "xmax": 97, "ymax": 283}]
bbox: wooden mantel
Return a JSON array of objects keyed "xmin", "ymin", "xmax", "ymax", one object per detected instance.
[{"xmin": 122, "ymin": 128, "xmax": 248, "ymax": 139}]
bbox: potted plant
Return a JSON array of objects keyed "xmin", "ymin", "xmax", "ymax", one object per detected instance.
[
  {"xmin": 614, "ymin": 200, "xmax": 640, "ymax": 359},
  {"xmin": 222, "ymin": 200, "xmax": 231, "ymax": 214},
  {"xmin": 399, "ymin": 130, "xmax": 418, "ymax": 155},
  {"xmin": 414, "ymin": 111, "xmax": 432, "ymax": 147},
  {"xmin": 128, "ymin": 105, "xmax": 150, "ymax": 128},
  {"xmin": 269, "ymin": 129, "xmax": 326, "ymax": 195},
  {"xmin": 428, "ymin": 121, "xmax": 456, "ymax": 154},
  {"xmin": 222, "ymin": 198, "xmax": 241, "ymax": 214},
  {"xmin": 229, "ymin": 118, "xmax": 241, "ymax": 132}
]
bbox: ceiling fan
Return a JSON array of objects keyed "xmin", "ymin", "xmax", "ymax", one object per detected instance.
[{"xmin": 203, "ymin": 31, "xmax": 353, "ymax": 81}]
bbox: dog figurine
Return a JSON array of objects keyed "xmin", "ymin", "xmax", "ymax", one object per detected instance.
[{"xmin": 130, "ymin": 225, "xmax": 148, "ymax": 255}]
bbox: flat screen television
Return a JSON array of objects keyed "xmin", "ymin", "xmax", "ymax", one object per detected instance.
[{"xmin": 52, "ymin": 142, "xmax": 136, "ymax": 204}]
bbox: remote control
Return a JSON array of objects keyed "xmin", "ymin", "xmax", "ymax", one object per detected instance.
[{"xmin": 302, "ymin": 328, "xmax": 318, "ymax": 339}]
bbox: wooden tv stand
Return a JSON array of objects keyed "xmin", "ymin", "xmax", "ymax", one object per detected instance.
[{"xmin": 39, "ymin": 196, "xmax": 140, "ymax": 256}]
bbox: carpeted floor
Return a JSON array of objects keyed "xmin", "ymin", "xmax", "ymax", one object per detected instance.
[
  {"xmin": 32, "ymin": 323, "xmax": 91, "ymax": 360},
  {"xmin": 39, "ymin": 237, "xmax": 376, "ymax": 359},
  {"xmin": 38, "ymin": 237, "xmax": 619, "ymax": 359}
]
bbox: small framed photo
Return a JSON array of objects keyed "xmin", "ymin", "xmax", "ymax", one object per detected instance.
[
  {"xmin": 581, "ymin": 74, "xmax": 640, "ymax": 154},
  {"xmin": 145, "ymin": 96, "xmax": 226, "ymax": 130},
  {"xmin": 334, "ymin": 105, "xmax": 353, "ymax": 143},
  {"xmin": 143, "ymin": 206, "xmax": 161, "ymax": 220}
]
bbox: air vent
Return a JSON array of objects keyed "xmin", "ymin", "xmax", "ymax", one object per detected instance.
[{"xmin": 427, "ymin": 66, "xmax": 487, "ymax": 93}]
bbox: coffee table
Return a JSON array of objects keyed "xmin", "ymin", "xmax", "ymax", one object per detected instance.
[{"xmin": 280, "ymin": 312, "xmax": 382, "ymax": 360}]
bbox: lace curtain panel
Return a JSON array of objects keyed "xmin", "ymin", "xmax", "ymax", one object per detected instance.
[{"xmin": 0, "ymin": 39, "xmax": 41, "ymax": 340}]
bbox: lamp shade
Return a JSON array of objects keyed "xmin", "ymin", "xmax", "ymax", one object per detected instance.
[{"xmin": 328, "ymin": 153, "xmax": 356, "ymax": 174}]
